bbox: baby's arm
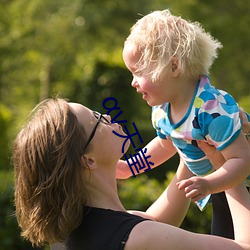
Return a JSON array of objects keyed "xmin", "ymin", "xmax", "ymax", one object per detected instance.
[
  {"xmin": 116, "ymin": 136, "xmax": 177, "ymax": 179},
  {"xmin": 178, "ymin": 132, "xmax": 250, "ymax": 201}
]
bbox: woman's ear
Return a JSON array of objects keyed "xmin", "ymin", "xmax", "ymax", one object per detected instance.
[
  {"xmin": 170, "ymin": 57, "xmax": 180, "ymax": 77},
  {"xmin": 82, "ymin": 155, "xmax": 97, "ymax": 169}
]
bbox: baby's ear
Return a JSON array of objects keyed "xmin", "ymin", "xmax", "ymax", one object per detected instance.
[{"xmin": 171, "ymin": 57, "xmax": 180, "ymax": 76}]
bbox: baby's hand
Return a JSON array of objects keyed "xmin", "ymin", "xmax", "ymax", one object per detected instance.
[{"xmin": 177, "ymin": 176, "xmax": 211, "ymax": 202}]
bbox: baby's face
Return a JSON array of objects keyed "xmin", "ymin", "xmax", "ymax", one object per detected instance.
[{"xmin": 123, "ymin": 43, "xmax": 174, "ymax": 106}]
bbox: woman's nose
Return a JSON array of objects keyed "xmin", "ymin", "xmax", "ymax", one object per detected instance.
[{"xmin": 103, "ymin": 114, "xmax": 112, "ymax": 123}]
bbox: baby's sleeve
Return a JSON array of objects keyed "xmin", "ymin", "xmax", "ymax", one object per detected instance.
[
  {"xmin": 197, "ymin": 90, "xmax": 241, "ymax": 151},
  {"xmin": 151, "ymin": 105, "xmax": 170, "ymax": 140}
]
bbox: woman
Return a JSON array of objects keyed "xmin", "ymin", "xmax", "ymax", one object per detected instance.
[{"xmin": 13, "ymin": 98, "xmax": 250, "ymax": 249}]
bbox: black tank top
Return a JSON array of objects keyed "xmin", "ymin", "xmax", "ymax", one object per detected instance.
[{"xmin": 66, "ymin": 206, "xmax": 148, "ymax": 250}]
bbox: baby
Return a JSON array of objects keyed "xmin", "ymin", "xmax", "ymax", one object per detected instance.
[{"xmin": 117, "ymin": 9, "xmax": 250, "ymax": 237}]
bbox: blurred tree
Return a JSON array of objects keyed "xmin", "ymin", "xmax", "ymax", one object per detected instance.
[
  {"xmin": 239, "ymin": 95, "xmax": 250, "ymax": 111},
  {"xmin": 0, "ymin": 104, "xmax": 12, "ymax": 170},
  {"xmin": 0, "ymin": 0, "xmax": 249, "ymax": 248},
  {"xmin": 1, "ymin": 0, "xmax": 248, "ymax": 144},
  {"xmin": 184, "ymin": 0, "xmax": 250, "ymax": 100}
]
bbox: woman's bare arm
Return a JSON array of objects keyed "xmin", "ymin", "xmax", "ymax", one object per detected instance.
[{"xmin": 125, "ymin": 183, "xmax": 250, "ymax": 250}]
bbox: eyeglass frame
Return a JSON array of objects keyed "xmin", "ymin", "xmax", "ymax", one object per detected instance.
[{"xmin": 83, "ymin": 111, "xmax": 110, "ymax": 151}]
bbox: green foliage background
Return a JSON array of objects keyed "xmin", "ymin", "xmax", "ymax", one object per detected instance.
[{"xmin": 0, "ymin": 0, "xmax": 249, "ymax": 249}]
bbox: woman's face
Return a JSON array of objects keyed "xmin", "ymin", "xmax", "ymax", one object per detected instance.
[{"xmin": 68, "ymin": 103, "xmax": 129, "ymax": 161}]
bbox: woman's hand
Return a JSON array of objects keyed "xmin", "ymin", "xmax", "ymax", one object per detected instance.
[{"xmin": 239, "ymin": 107, "xmax": 250, "ymax": 141}]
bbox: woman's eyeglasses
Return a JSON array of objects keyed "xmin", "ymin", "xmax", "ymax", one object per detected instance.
[{"xmin": 84, "ymin": 111, "xmax": 110, "ymax": 151}]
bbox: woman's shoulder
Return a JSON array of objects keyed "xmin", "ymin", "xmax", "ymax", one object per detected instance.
[{"xmin": 66, "ymin": 206, "xmax": 148, "ymax": 250}]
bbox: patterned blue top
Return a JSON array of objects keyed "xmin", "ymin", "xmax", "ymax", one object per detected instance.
[{"xmin": 152, "ymin": 75, "xmax": 242, "ymax": 176}]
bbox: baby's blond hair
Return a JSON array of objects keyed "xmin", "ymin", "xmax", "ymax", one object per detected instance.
[{"xmin": 125, "ymin": 10, "xmax": 222, "ymax": 81}]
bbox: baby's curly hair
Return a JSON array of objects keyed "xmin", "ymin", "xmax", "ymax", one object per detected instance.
[
  {"xmin": 125, "ymin": 9, "xmax": 222, "ymax": 81},
  {"xmin": 13, "ymin": 98, "xmax": 88, "ymax": 246}
]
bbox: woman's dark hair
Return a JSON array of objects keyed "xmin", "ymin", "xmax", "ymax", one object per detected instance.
[{"xmin": 13, "ymin": 98, "xmax": 88, "ymax": 246}]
